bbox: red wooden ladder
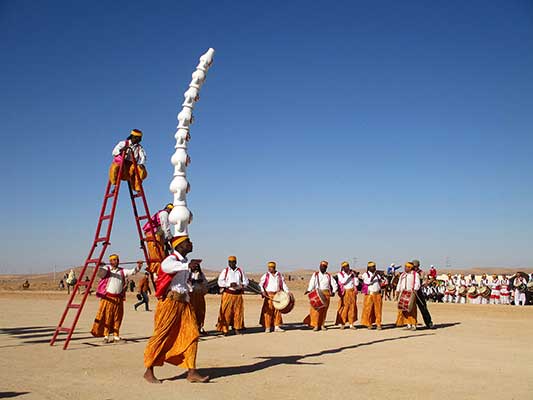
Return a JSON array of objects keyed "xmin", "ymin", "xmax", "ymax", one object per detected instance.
[{"xmin": 50, "ymin": 148, "xmax": 163, "ymax": 349}]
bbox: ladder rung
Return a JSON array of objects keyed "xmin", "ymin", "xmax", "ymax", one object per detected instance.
[
  {"xmin": 105, "ymin": 192, "xmax": 115, "ymax": 199},
  {"xmin": 86, "ymin": 259, "xmax": 101, "ymax": 264},
  {"xmin": 148, "ymin": 259, "xmax": 162, "ymax": 264},
  {"xmin": 95, "ymin": 238, "xmax": 108, "ymax": 243},
  {"xmin": 100, "ymin": 215, "xmax": 112, "ymax": 221},
  {"xmin": 58, "ymin": 327, "xmax": 71, "ymax": 333},
  {"xmin": 136, "ymin": 215, "xmax": 149, "ymax": 221},
  {"xmin": 132, "ymin": 192, "xmax": 143, "ymax": 198},
  {"xmin": 68, "ymin": 304, "xmax": 81, "ymax": 309},
  {"xmin": 77, "ymin": 281, "xmax": 90, "ymax": 286}
]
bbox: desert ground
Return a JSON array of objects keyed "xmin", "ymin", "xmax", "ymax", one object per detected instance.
[{"xmin": 1, "ymin": 287, "xmax": 532, "ymax": 400}]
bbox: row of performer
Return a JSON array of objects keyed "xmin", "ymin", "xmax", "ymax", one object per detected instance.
[
  {"xmin": 89, "ymin": 236, "xmax": 433, "ymax": 383},
  {"xmin": 433, "ymin": 273, "xmax": 532, "ymax": 305}
]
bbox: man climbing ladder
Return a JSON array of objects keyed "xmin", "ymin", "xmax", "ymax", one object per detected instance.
[
  {"xmin": 109, "ymin": 129, "xmax": 147, "ymax": 192},
  {"xmin": 50, "ymin": 129, "xmax": 160, "ymax": 350}
]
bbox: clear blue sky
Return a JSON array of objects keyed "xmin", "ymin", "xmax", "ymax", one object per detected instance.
[{"xmin": 2, "ymin": 0, "xmax": 532, "ymax": 273}]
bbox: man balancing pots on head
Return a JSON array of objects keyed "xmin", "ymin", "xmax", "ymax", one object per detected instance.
[
  {"xmin": 109, "ymin": 129, "xmax": 147, "ymax": 192},
  {"xmin": 91, "ymin": 254, "xmax": 143, "ymax": 343},
  {"xmin": 143, "ymin": 235, "xmax": 209, "ymax": 384},
  {"xmin": 216, "ymin": 256, "xmax": 250, "ymax": 335},
  {"xmin": 304, "ymin": 261, "xmax": 338, "ymax": 331},
  {"xmin": 142, "ymin": 203, "xmax": 174, "ymax": 277}
]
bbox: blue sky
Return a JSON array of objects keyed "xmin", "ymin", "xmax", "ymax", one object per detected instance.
[{"xmin": 1, "ymin": 0, "xmax": 532, "ymax": 273}]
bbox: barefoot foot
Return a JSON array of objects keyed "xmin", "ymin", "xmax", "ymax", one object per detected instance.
[
  {"xmin": 143, "ymin": 368, "xmax": 162, "ymax": 384},
  {"xmin": 187, "ymin": 370, "xmax": 209, "ymax": 383}
]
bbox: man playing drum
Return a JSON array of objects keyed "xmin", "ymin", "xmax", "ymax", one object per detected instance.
[
  {"xmin": 411, "ymin": 260, "xmax": 434, "ymax": 329},
  {"xmin": 467, "ymin": 274, "xmax": 479, "ymax": 304},
  {"xmin": 455, "ymin": 274, "xmax": 467, "ymax": 304},
  {"xmin": 361, "ymin": 261, "xmax": 384, "ymax": 330},
  {"xmin": 304, "ymin": 261, "xmax": 338, "ymax": 331},
  {"xmin": 259, "ymin": 261, "xmax": 290, "ymax": 333},
  {"xmin": 335, "ymin": 261, "xmax": 359, "ymax": 330},
  {"xmin": 444, "ymin": 273, "xmax": 456, "ymax": 303},
  {"xmin": 395, "ymin": 262, "xmax": 421, "ymax": 330},
  {"xmin": 479, "ymin": 273, "xmax": 490, "ymax": 305}
]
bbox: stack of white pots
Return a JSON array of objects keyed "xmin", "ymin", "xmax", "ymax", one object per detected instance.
[{"xmin": 169, "ymin": 48, "xmax": 215, "ymax": 235}]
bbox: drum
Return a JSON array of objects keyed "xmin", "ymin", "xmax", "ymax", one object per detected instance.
[
  {"xmin": 458, "ymin": 286, "xmax": 468, "ymax": 297},
  {"xmin": 467, "ymin": 286, "xmax": 478, "ymax": 296},
  {"xmin": 478, "ymin": 286, "xmax": 491, "ymax": 298},
  {"xmin": 273, "ymin": 291, "xmax": 295, "ymax": 314},
  {"xmin": 446, "ymin": 285, "xmax": 456, "ymax": 294},
  {"xmin": 517, "ymin": 283, "xmax": 527, "ymax": 292},
  {"xmin": 526, "ymin": 282, "xmax": 533, "ymax": 293},
  {"xmin": 308, "ymin": 288, "xmax": 326, "ymax": 310},
  {"xmin": 398, "ymin": 290, "xmax": 415, "ymax": 312}
]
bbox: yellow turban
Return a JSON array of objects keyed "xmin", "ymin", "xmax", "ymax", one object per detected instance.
[
  {"xmin": 320, "ymin": 260, "xmax": 328, "ymax": 266},
  {"xmin": 228, "ymin": 256, "xmax": 237, "ymax": 262},
  {"xmin": 267, "ymin": 261, "xmax": 276, "ymax": 268},
  {"xmin": 165, "ymin": 203, "xmax": 174, "ymax": 210},
  {"xmin": 405, "ymin": 262, "xmax": 414, "ymax": 268},
  {"xmin": 341, "ymin": 261, "xmax": 349, "ymax": 268},
  {"xmin": 109, "ymin": 254, "xmax": 119, "ymax": 261},
  {"xmin": 130, "ymin": 129, "xmax": 143, "ymax": 137},
  {"xmin": 367, "ymin": 261, "xmax": 376, "ymax": 268},
  {"xmin": 171, "ymin": 235, "xmax": 189, "ymax": 248}
]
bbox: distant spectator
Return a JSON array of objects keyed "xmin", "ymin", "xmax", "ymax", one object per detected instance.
[
  {"xmin": 129, "ymin": 279, "xmax": 136, "ymax": 292},
  {"xmin": 429, "ymin": 265, "xmax": 437, "ymax": 279},
  {"xmin": 22, "ymin": 280, "xmax": 30, "ymax": 290},
  {"xmin": 83, "ymin": 276, "xmax": 92, "ymax": 295},
  {"xmin": 66, "ymin": 269, "xmax": 77, "ymax": 294},
  {"xmin": 387, "ymin": 263, "xmax": 401, "ymax": 275},
  {"xmin": 59, "ymin": 280, "xmax": 65, "ymax": 290}
]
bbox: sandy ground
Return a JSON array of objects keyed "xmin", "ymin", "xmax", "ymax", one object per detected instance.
[{"xmin": 0, "ymin": 290, "xmax": 531, "ymax": 400}]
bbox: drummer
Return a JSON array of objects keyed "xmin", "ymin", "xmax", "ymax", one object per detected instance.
[
  {"xmin": 335, "ymin": 261, "xmax": 359, "ymax": 330},
  {"xmin": 444, "ymin": 273, "xmax": 455, "ymax": 303},
  {"xmin": 395, "ymin": 262, "xmax": 421, "ymax": 330},
  {"xmin": 303, "ymin": 261, "xmax": 338, "ymax": 331},
  {"xmin": 479, "ymin": 273, "xmax": 490, "ymax": 305},
  {"xmin": 259, "ymin": 261, "xmax": 290, "ymax": 333},
  {"xmin": 467, "ymin": 274, "xmax": 479, "ymax": 304},
  {"xmin": 455, "ymin": 274, "xmax": 467, "ymax": 304}
]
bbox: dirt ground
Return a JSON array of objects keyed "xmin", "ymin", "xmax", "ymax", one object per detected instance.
[{"xmin": 0, "ymin": 290, "xmax": 531, "ymax": 400}]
